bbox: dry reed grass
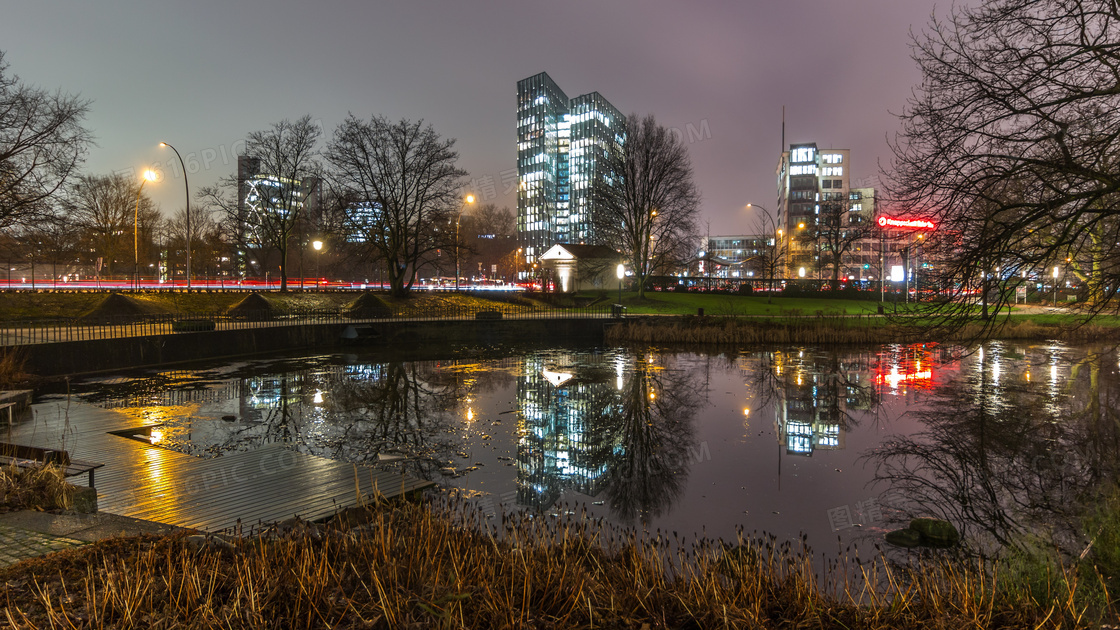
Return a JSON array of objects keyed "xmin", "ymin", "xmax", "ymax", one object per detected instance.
[
  {"xmin": 0, "ymin": 349, "xmax": 29, "ymax": 388},
  {"xmin": 0, "ymin": 463, "xmax": 73, "ymax": 511},
  {"xmin": 2, "ymin": 497, "xmax": 1110, "ymax": 629}
]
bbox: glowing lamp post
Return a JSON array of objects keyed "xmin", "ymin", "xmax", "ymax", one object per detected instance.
[
  {"xmin": 456, "ymin": 194, "xmax": 476, "ymax": 291},
  {"xmin": 159, "ymin": 142, "xmax": 191, "ymax": 289},
  {"xmin": 134, "ymin": 169, "xmax": 158, "ymax": 290},
  {"xmin": 1053, "ymin": 265, "xmax": 1059, "ymax": 305},
  {"xmin": 616, "ymin": 263, "xmax": 625, "ymax": 304},
  {"xmin": 313, "ymin": 240, "xmax": 323, "ymax": 287}
]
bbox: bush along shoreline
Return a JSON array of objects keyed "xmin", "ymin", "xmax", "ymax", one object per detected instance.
[{"xmin": 1, "ymin": 496, "xmax": 1115, "ymax": 629}]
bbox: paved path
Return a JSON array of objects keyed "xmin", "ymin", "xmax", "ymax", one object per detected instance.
[{"xmin": 0, "ymin": 511, "xmax": 177, "ymax": 568}]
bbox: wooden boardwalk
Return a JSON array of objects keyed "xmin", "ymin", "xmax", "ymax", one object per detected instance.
[{"xmin": 8, "ymin": 401, "xmax": 434, "ymax": 533}]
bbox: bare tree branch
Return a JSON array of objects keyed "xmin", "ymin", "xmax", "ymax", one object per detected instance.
[
  {"xmin": 325, "ymin": 115, "xmax": 466, "ymax": 297},
  {"xmin": 593, "ymin": 114, "xmax": 701, "ymax": 298},
  {"xmin": 0, "ymin": 50, "xmax": 91, "ymax": 229}
]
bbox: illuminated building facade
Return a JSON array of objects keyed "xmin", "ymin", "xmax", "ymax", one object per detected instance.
[
  {"xmin": 236, "ymin": 156, "xmax": 321, "ymax": 273},
  {"xmin": 704, "ymin": 235, "xmax": 774, "ymax": 279},
  {"xmin": 517, "ymin": 72, "xmax": 624, "ymax": 267},
  {"xmin": 775, "ymin": 144, "xmax": 876, "ymax": 279}
]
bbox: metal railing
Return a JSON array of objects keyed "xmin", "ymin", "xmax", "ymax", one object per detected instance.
[{"xmin": 0, "ymin": 305, "xmax": 616, "ymax": 347}]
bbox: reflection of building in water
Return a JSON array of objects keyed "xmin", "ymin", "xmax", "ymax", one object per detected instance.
[
  {"xmin": 93, "ymin": 372, "xmax": 245, "ymax": 410},
  {"xmin": 771, "ymin": 351, "xmax": 848, "ymax": 456},
  {"xmin": 768, "ymin": 344, "xmax": 961, "ymax": 455},
  {"xmin": 516, "ymin": 354, "xmax": 615, "ymax": 509}
]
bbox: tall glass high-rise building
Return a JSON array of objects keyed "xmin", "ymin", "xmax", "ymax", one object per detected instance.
[{"xmin": 517, "ymin": 72, "xmax": 624, "ymax": 264}]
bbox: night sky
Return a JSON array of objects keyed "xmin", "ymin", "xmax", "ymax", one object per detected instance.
[{"xmin": 3, "ymin": 0, "xmax": 939, "ymax": 236}]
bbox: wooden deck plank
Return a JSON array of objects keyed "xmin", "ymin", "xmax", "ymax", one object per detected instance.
[{"xmin": 8, "ymin": 401, "xmax": 435, "ymax": 532}]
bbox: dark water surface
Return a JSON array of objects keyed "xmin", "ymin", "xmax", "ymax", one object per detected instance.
[{"xmin": 44, "ymin": 340, "xmax": 1120, "ymax": 553}]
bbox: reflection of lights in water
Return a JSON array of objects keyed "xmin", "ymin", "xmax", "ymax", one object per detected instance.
[
  {"xmin": 649, "ymin": 390, "xmax": 656, "ymax": 400},
  {"xmin": 313, "ymin": 390, "xmax": 324, "ymax": 404},
  {"xmin": 743, "ymin": 407, "xmax": 750, "ymax": 416},
  {"xmin": 541, "ymin": 368, "xmax": 573, "ymax": 387},
  {"xmin": 149, "ymin": 428, "xmax": 164, "ymax": 444},
  {"xmin": 615, "ymin": 356, "xmax": 625, "ymax": 390},
  {"xmin": 466, "ymin": 407, "xmax": 474, "ymax": 422},
  {"xmin": 1025, "ymin": 370, "xmax": 1031, "ymax": 382},
  {"xmin": 875, "ymin": 368, "xmax": 932, "ymax": 388}
]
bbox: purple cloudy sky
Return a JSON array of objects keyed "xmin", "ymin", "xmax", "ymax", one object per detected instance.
[{"xmin": 2, "ymin": 0, "xmax": 939, "ymax": 235}]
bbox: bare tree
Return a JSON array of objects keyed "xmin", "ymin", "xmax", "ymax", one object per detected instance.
[
  {"xmin": 66, "ymin": 173, "xmax": 159, "ymax": 278},
  {"xmin": 817, "ymin": 195, "xmax": 874, "ymax": 288},
  {"xmin": 748, "ymin": 210, "xmax": 786, "ymax": 292},
  {"xmin": 167, "ymin": 204, "xmax": 220, "ymax": 281},
  {"xmin": 458, "ymin": 203, "xmax": 515, "ymax": 283},
  {"xmin": 200, "ymin": 116, "xmax": 321, "ymax": 291},
  {"xmin": 593, "ymin": 114, "xmax": 700, "ymax": 298},
  {"xmin": 325, "ymin": 115, "xmax": 466, "ymax": 297},
  {"xmin": 30, "ymin": 213, "xmax": 79, "ymax": 285},
  {"xmin": 0, "ymin": 51, "xmax": 91, "ymax": 229},
  {"xmin": 890, "ymin": 0, "xmax": 1120, "ymax": 333}
]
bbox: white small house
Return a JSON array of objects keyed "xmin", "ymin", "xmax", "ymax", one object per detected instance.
[{"xmin": 538, "ymin": 244, "xmax": 621, "ymax": 293}]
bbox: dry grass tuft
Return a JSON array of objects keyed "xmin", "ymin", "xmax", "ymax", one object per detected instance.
[
  {"xmin": 0, "ymin": 348, "xmax": 29, "ymax": 388},
  {"xmin": 1, "ymin": 498, "xmax": 1111, "ymax": 629},
  {"xmin": 0, "ymin": 463, "xmax": 73, "ymax": 511}
]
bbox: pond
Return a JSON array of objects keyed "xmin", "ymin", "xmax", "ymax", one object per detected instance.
[{"xmin": 43, "ymin": 340, "xmax": 1120, "ymax": 555}]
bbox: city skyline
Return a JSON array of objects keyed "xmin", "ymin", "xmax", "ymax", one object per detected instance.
[{"xmin": 2, "ymin": 0, "xmax": 937, "ymax": 236}]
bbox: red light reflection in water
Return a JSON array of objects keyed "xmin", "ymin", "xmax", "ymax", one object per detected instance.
[{"xmin": 874, "ymin": 343, "xmax": 960, "ymax": 392}]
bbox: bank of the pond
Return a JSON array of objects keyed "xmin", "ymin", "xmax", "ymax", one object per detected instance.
[
  {"xmin": 2, "ymin": 498, "xmax": 1112, "ymax": 629},
  {"xmin": 606, "ymin": 314, "xmax": 1120, "ymax": 345},
  {"xmin": 13, "ymin": 317, "xmax": 611, "ymax": 377}
]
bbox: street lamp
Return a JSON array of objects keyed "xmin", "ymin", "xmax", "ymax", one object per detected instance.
[
  {"xmin": 134, "ymin": 169, "xmax": 158, "ymax": 290},
  {"xmin": 313, "ymin": 240, "xmax": 323, "ymax": 287},
  {"xmin": 1053, "ymin": 265, "xmax": 1060, "ymax": 305},
  {"xmin": 455, "ymin": 194, "xmax": 475, "ymax": 291},
  {"xmin": 747, "ymin": 202, "xmax": 779, "ymax": 291},
  {"xmin": 159, "ymin": 142, "xmax": 191, "ymax": 289},
  {"xmin": 616, "ymin": 263, "xmax": 625, "ymax": 303}
]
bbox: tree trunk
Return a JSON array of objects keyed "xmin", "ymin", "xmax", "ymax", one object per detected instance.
[
  {"xmin": 981, "ymin": 275, "xmax": 990, "ymax": 320},
  {"xmin": 388, "ymin": 259, "xmax": 409, "ymax": 298}
]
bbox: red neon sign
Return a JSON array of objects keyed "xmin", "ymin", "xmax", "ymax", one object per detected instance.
[{"xmin": 878, "ymin": 216, "xmax": 936, "ymax": 230}]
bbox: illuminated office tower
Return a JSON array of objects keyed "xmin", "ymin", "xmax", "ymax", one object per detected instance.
[
  {"xmin": 236, "ymin": 155, "xmax": 320, "ymax": 274},
  {"xmin": 517, "ymin": 72, "xmax": 624, "ymax": 267},
  {"xmin": 776, "ymin": 144, "xmax": 876, "ymax": 277}
]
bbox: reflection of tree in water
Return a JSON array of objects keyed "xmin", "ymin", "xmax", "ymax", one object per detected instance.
[
  {"xmin": 865, "ymin": 344, "xmax": 1120, "ymax": 554},
  {"xmin": 592, "ymin": 354, "xmax": 705, "ymax": 526},
  {"xmin": 316, "ymin": 361, "xmax": 466, "ymax": 479}
]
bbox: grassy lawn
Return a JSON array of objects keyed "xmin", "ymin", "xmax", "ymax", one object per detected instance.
[
  {"xmin": 605, "ymin": 291, "xmax": 900, "ymax": 316},
  {"xmin": 2, "ymin": 288, "xmax": 1115, "ymax": 330},
  {"xmin": 0, "ymin": 290, "xmax": 542, "ymax": 322}
]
